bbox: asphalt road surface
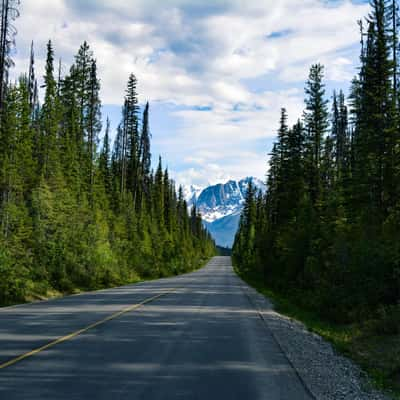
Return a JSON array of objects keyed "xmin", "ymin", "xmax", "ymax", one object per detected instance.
[{"xmin": 0, "ymin": 257, "xmax": 313, "ymax": 399}]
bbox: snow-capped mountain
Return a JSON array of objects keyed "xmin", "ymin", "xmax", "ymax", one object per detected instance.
[
  {"xmin": 186, "ymin": 177, "xmax": 266, "ymax": 248},
  {"xmin": 182, "ymin": 184, "xmax": 202, "ymax": 206}
]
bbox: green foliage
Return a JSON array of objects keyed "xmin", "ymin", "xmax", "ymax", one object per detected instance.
[
  {"xmin": 0, "ymin": 39, "xmax": 215, "ymax": 305},
  {"xmin": 0, "ymin": 245, "xmax": 28, "ymax": 305},
  {"xmin": 233, "ymin": 0, "xmax": 400, "ymax": 330},
  {"xmin": 236, "ymin": 264, "xmax": 400, "ymax": 397}
]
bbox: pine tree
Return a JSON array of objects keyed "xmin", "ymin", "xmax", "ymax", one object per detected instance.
[
  {"xmin": 234, "ymin": 0, "xmax": 400, "ymax": 327},
  {"xmin": 59, "ymin": 69, "xmax": 81, "ymax": 192},
  {"xmin": 163, "ymin": 169, "xmax": 171, "ymax": 232},
  {"xmin": 303, "ymin": 64, "xmax": 329, "ymax": 205},
  {"xmin": 0, "ymin": 84, "xmax": 19, "ymax": 237},
  {"xmin": 153, "ymin": 157, "xmax": 164, "ymax": 227},
  {"xmin": 72, "ymin": 41, "xmax": 92, "ymax": 136},
  {"xmin": 0, "ymin": 77, "xmax": 35, "ymax": 254},
  {"xmin": 352, "ymin": 0, "xmax": 394, "ymax": 220},
  {"xmin": 99, "ymin": 117, "xmax": 111, "ymax": 195},
  {"xmin": 0, "ymin": 0, "xmax": 19, "ymax": 111},
  {"xmin": 68, "ymin": 42, "xmax": 102, "ymax": 194},
  {"xmin": 87, "ymin": 59, "xmax": 101, "ymax": 192},
  {"xmin": 124, "ymin": 74, "xmax": 140, "ymax": 201},
  {"xmin": 139, "ymin": 102, "xmax": 151, "ymax": 199},
  {"xmin": 0, "ymin": 31, "xmax": 215, "ymax": 304},
  {"xmin": 331, "ymin": 90, "xmax": 350, "ymax": 180},
  {"xmin": 275, "ymin": 108, "xmax": 291, "ymax": 224},
  {"xmin": 286, "ymin": 120, "xmax": 305, "ymax": 214},
  {"xmin": 28, "ymin": 41, "xmax": 36, "ymax": 114},
  {"xmin": 234, "ymin": 181, "xmax": 257, "ymax": 272},
  {"xmin": 111, "ymin": 123, "xmax": 125, "ymax": 200},
  {"xmin": 40, "ymin": 40, "xmax": 60, "ymax": 179}
]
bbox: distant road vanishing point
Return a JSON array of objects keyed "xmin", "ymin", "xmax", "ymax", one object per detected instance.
[{"xmin": 0, "ymin": 257, "xmax": 312, "ymax": 399}]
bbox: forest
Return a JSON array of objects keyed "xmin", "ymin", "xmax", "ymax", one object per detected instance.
[
  {"xmin": 0, "ymin": 1, "xmax": 215, "ymax": 305},
  {"xmin": 233, "ymin": 0, "xmax": 400, "ymax": 330}
]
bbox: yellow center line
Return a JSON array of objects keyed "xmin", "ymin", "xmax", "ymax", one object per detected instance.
[{"xmin": 0, "ymin": 288, "xmax": 178, "ymax": 370}]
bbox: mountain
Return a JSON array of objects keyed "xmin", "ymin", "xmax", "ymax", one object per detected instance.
[
  {"xmin": 182, "ymin": 184, "xmax": 202, "ymax": 206},
  {"xmin": 186, "ymin": 177, "xmax": 266, "ymax": 248},
  {"xmin": 203, "ymin": 213, "xmax": 241, "ymax": 248}
]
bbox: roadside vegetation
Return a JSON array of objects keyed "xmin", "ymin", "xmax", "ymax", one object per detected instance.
[
  {"xmin": 235, "ymin": 267, "xmax": 400, "ymax": 397},
  {"xmin": 233, "ymin": 0, "xmax": 400, "ymax": 396},
  {"xmin": 0, "ymin": 1, "xmax": 215, "ymax": 306}
]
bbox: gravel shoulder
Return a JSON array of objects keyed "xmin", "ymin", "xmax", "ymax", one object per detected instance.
[{"xmin": 237, "ymin": 274, "xmax": 392, "ymax": 400}]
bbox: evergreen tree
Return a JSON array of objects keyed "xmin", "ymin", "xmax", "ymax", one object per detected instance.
[
  {"xmin": 28, "ymin": 41, "xmax": 35, "ymax": 113},
  {"xmin": 40, "ymin": 41, "xmax": 60, "ymax": 180},
  {"xmin": 331, "ymin": 90, "xmax": 350, "ymax": 181},
  {"xmin": 0, "ymin": 0, "xmax": 19, "ymax": 111},
  {"xmin": 153, "ymin": 157, "xmax": 164, "ymax": 227},
  {"xmin": 234, "ymin": 1, "xmax": 400, "ymax": 326},
  {"xmin": 124, "ymin": 74, "xmax": 140, "ymax": 201},
  {"xmin": 303, "ymin": 64, "xmax": 329, "ymax": 205},
  {"xmin": 87, "ymin": 59, "xmax": 101, "ymax": 192},
  {"xmin": 139, "ymin": 102, "xmax": 151, "ymax": 200},
  {"xmin": 99, "ymin": 117, "xmax": 112, "ymax": 195},
  {"xmin": 354, "ymin": 0, "xmax": 394, "ymax": 219},
  {"xmin": 0, "ymin": 8, "xmax": 215, "ymax": 305}
]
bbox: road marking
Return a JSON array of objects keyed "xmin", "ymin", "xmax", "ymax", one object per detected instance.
[{"xmin": 0, "ymin": 289, "xmax": 177, "ymax": 370}]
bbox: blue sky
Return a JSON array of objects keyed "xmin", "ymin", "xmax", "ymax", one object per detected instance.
[{"xmin": 12, "ymin": 0, "xmax": 370, "ymax": 188}]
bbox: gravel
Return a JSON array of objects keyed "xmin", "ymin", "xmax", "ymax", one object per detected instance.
[{"xmin": 239, "ymin": 278, "xmax": 392, "ymax": 400}]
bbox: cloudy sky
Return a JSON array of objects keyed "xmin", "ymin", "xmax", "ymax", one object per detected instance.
[{"xmin": 12, "ymin": 0, "xmax": 370, "ymax": 188}]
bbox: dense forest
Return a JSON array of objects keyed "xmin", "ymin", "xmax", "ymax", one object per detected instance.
[
  {"xmin": 0, "ymin": 1, "xmax": 215, "ymax": 305},
  {"xmin": 233, "ymin": 0, "xmax": 400, "ymax": 328}
]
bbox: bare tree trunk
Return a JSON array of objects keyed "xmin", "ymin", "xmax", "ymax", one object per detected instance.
[{"xmin": 0, "ymin": 0, "xmax": 9, "ymax": 111}]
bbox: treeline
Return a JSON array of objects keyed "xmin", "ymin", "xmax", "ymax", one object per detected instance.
[
  {"xmin": 234, "ymin": 0, "xmax": 400, "ymax": 325},
  {"xmin": 0, "ymin": 3, "xmax": 214, "ymax": 305}
]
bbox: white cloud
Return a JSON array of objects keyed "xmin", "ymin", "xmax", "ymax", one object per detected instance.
[{"xmin": 173, "ymin": 154, "xmax": 267, "ymax": 189}]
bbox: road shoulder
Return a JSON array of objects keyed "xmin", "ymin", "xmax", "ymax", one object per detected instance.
[{"xmin": 235, "ymin": 272, "xmax": 392, "ymax": 400}]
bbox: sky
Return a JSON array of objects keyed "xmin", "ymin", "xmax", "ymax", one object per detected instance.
[{"xmin": 12, "ymin": 0, "xmax": 370, "ymax": 189}]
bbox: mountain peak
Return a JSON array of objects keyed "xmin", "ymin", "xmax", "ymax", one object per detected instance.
[{"xmin": 184, "ymin": 177, "xmax": 266, "ymax": 247}]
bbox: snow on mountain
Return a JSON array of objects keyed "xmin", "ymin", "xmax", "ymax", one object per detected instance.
[
  {"xmin": 183, "ymin": 184, "xmax": 203, "ymax": 205},
  {"xmin": 185, "ymin": 177, "xmax": 266, "ymax": 247},
  {"xmin": 196, "ymin": 177, "xmax": 265, "ymax": 223}
]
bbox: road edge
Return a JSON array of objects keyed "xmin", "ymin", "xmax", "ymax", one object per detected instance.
[{"xmin": 232, "ymin": 264, "xmax": 392, "ymax": 400}]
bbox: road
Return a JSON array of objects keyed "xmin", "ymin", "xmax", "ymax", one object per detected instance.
[{"xmin": 0, "ymin": 257, "xmax": 313, "ymax": 399}]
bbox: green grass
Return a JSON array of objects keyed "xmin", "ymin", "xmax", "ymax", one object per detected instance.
[{"xmin": 234, "ymin": 267, "xmax": 400, "ymax": 399}]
